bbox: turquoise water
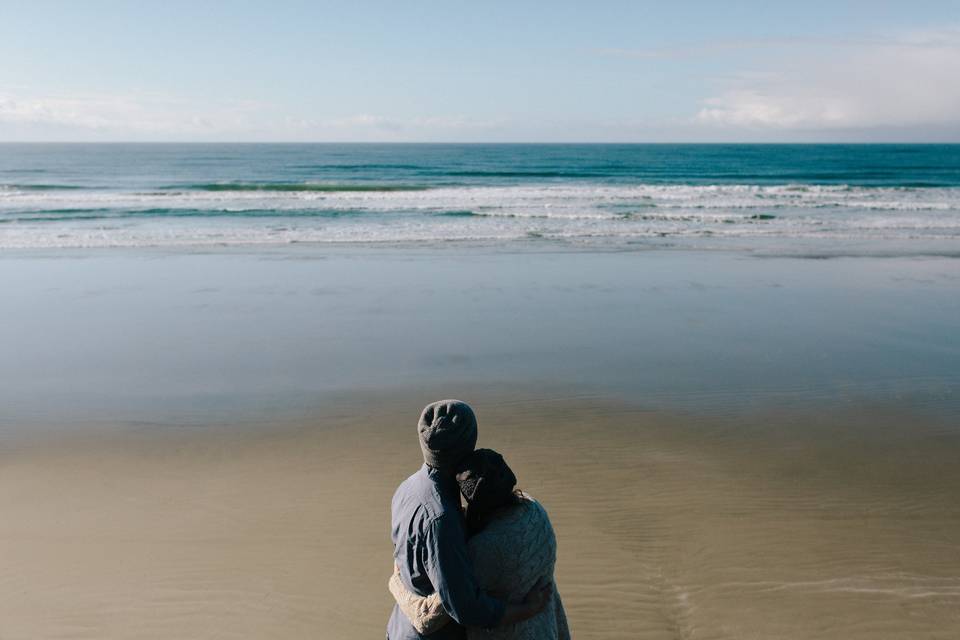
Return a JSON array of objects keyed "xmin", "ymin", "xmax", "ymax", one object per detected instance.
[{"xmin": 2, "ymin": 144, "xmax": 959, "ymax": 252}]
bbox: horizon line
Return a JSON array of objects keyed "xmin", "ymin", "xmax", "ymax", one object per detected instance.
[{"xmin": 2, "ymin": 140, "xmax": 960, "ymax": 145}]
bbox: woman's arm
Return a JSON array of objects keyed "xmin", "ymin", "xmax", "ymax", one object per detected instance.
[
  {"xmin": 389, "ymin": 566, "xmax": 550, "ymax": 633},
  {"xmin": 388, "ymin": 566, "xmax": 452, "ymax": 635}
]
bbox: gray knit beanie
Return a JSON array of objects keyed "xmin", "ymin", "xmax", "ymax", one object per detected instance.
[{"xmin": 418, "ymin": 399, "xmax": 478, "ymax": 471}]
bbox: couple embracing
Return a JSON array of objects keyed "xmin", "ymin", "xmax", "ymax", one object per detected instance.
[{"xmin": 386, "ymin": 399, "xmax": 570, "ymax": 640}]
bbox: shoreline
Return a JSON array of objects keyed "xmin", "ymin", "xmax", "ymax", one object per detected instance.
[{"xmin": 2, "ymin": 236, "xmax": 960, "ymax": 259}]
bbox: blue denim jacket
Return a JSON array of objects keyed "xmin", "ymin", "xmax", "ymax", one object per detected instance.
[{"xmin": 387, "ymin": 464, "xmax": 505, "ymax": 639}]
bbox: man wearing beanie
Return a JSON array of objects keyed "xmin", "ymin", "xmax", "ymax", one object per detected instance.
[{"xmin": 386, "ymin": 400, "xmax": 552, "ymax": 639}]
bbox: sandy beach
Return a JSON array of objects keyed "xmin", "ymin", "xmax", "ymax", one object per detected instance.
[{"xmin": 3, "ymin": 392, "xmax": 959, "ymax": 639}]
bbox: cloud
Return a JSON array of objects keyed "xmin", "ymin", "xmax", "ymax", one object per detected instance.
[
  {"xmin": 694, "ymin": 28, "xmax": 960, "ymax": 131},
  {"xmin": 0, "ymin": 92, "xmax": 504, "ymax": 141},
  {"xmin": 0, "ymin": 92, "xmax": 268, "ymax": 138},
  {"xmin": 321, "ymin": 113, "xmax": 503, "ymax": 134},
  {"xmin": 594, "ymin": 37, "xmax": 859, "ymax": 60},
  {"xmin": 593, "ymin": 33, "xmax": 944, "ymax": 61},
  {"xmin": 326, "ymin": 114, "xmax": 402, "ymax": 130},
  {"xmin": 261, "ymin": 113, "xmax": 507, "ymax": 142},
  {"xmin": 4, "ymin": 27, "xmax": 958, "ymax": 142}
]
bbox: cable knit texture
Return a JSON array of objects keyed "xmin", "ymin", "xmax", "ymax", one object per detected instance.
[
  {"xmin": 388, "ymin": 569, "xmax": 451, "ymax": 636},
  {"xmin": 467, "ymin": 495, "xmax": 569, "ymax": 640}
]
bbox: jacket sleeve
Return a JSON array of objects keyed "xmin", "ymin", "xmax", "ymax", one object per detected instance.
[{"xmin": 424, "ymin": 513, "xmax": 506, "ymax": 628}]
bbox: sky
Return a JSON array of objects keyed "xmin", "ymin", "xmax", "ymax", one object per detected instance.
[{"xmin": 1, "ymin": 0, "xmax": 959, "ymax": 142}]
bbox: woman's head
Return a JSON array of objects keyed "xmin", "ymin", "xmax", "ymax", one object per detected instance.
[{"xmin": 455, "ymin": 448, "xmax": 519, "ymax": 531}]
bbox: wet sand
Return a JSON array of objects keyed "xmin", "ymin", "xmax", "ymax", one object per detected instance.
[
  {"xmin": 3, "ymin": 246, "xmax": 958, "ymax": 428},
  {"xmin": 3, "ymin": 393, "xmax": 958, "ymax": 639}
]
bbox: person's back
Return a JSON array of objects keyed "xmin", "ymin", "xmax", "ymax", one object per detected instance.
[
  {"xmin": 388, "ymin": 463, "xmax": 502, "ymax": 639},
  {"xmin": 466, "ymin": 496, "xmax": 569, "ymax": 640}
]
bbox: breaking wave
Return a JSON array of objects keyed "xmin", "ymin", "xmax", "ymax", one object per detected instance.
[{"xmin": 2, "ymin": 183, "xmax": 959, "ymax": 250}]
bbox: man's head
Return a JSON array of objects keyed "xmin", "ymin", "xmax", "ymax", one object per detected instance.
[{"xmin": 417, "ymin": 399, "xmax": 478, "ymax": 472}]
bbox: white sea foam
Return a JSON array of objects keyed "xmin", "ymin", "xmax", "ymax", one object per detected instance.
[{"xmin": 2, "ymin": 184, "xmax": 959, "ymax": 249}]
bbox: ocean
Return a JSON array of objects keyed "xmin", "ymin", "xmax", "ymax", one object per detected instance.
[{"xmin": 2, "ymin": 143, "xmax": 959, "ymax": 254}]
